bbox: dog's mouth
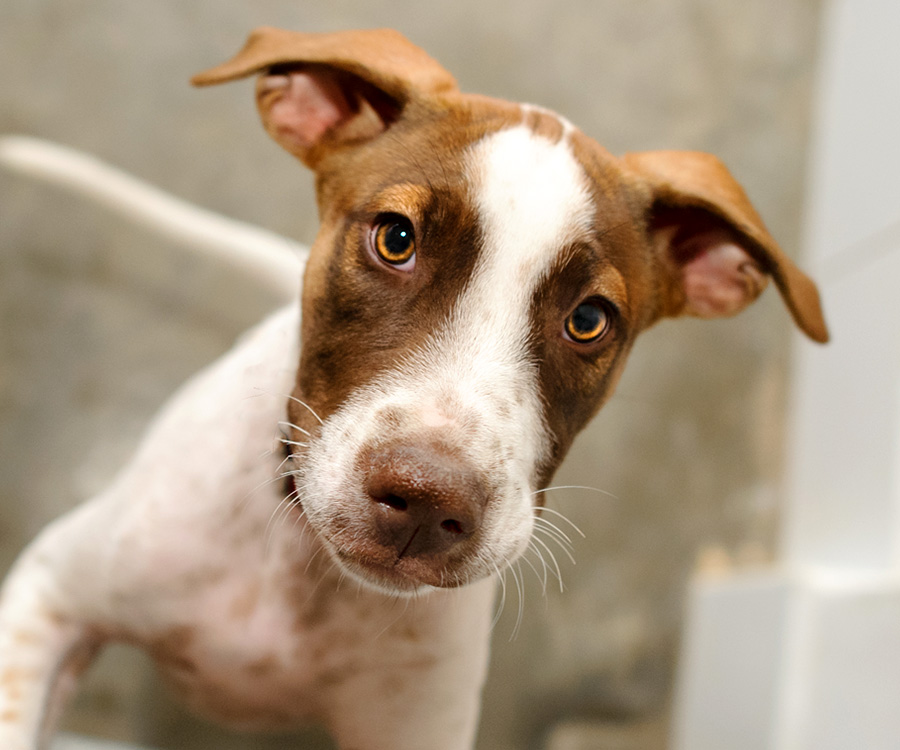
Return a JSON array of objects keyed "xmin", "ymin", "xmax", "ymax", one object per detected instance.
[
  {"xmin": 285, "ymin": 487, "xmax": 483, "ymax": 594},
  {"xmin": 330, "ymin": 545, "xmax": 471, "ymax": 594},
  {"xmin": 311, "ymin": 517, "xmax": 482, "ymax": 594}
]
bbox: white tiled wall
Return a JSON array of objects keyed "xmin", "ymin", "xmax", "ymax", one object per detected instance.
[{"xmin": 674, "ymin": 1, "xmax": 900, "ymax": 747}]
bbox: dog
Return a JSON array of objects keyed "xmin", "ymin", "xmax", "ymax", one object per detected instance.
[{"xmin": 0, "ymin": 27, "xmax": 828, "ymax": 750}]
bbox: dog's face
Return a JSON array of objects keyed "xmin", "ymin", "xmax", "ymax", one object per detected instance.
[
  {"xmin": 295, "ymin": 108, "xmax": 651, "ymax": 592},
  {"xmin": 194, "ymin": 28, "xmax": 827, "ymax": 594}
]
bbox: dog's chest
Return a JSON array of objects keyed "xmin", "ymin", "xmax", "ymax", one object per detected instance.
[{"xmin": 144, "ymin": 533, "xmax": 449, "ymax": 729}]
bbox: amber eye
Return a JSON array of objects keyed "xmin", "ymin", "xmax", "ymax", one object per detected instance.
[
  {"xmin": 372, "ymin": 216, "xmax": 416, "ymax": 267},
  {"xmin": 565, "ymin": 299, "xmax": 611, "ymax": 343}
]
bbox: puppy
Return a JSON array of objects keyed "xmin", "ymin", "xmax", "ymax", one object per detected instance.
[{"xmin": 0, "ymin": 27, "xmax": 827, "ymax": 750}]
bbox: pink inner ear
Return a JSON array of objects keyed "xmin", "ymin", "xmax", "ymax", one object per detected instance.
[
  {"xmin": 262, "ymin": 70, "xmax": 354, "ymax": 149},
  {"xmin": 680, "ymin": 230, "xmax": 768, "ymax": 318}
]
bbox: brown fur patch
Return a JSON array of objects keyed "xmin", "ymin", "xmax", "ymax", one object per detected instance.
[
  {"xmin": 0, "ymin": 666, "xmax": 40, "ymax": 690},
  {"xmin": 244, "ymin": 655, "xmax": 279, "ymax": 677},
  {"xmin": 521, "ymin": 106, "xmax": 565, "ymax": 143},
  {"xmin": 318, "ymin": 663, "xmax": 361, "ymax": 688},
  {"xmin": 296, "ymin": 582, "xmax": 334, "ymax": 631},
  {"xmin": 147, "ymin": 626, "xmax": 198, "ymax": 673}
]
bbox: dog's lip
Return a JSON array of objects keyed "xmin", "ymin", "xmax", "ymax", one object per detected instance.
[{"xmin": 330, "ymin": 546, "xmax": 469, "ymax": 591}]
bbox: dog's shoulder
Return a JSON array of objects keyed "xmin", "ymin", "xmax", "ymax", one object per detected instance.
[{"xmin": 106, "ymin": 303, "xmax": 301, "ymax": 508}]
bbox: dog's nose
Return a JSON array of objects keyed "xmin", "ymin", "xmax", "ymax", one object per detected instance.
[{"xmin": 364, "ymin": 444, "xmax": 487, "ymax": 558}]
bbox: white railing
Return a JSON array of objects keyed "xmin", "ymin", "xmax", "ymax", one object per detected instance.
[{"xmin": 0, "ymin": 136, "xmax": 307, "ymax": 303}]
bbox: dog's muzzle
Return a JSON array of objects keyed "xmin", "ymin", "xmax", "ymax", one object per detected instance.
[{"xmin": 323, "ymin": 440, "xmax": 490, "ymax": 591}]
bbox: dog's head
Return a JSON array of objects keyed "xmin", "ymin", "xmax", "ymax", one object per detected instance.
[{"xmin": 194, "ymin": 28, "xmax": 827, "ymax": 594}]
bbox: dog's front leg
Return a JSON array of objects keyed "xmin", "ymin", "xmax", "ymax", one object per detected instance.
[
  {"xmin": 0, "ymin": 506, "xmax": 109, "ymax": 750},
  {"xmin": 0, "ymin": 566, "xmax": 100, "ymax": 750},
  {"xmin": 328, "ymin": 667, "xmax": 487, "ymax": 750}
]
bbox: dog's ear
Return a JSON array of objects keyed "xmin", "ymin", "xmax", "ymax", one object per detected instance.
[
  {"xmin": 622, "ymin": 150, "xmax": 828, "ymax": 342},
  {"xmin": 192, "ymin": 27, "xmax": 458, "ymax": 168}
]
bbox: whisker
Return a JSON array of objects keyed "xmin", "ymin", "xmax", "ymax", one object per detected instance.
[
  {"xmin": 533, "ymin": 526, "xmax": 577, "ymax": 566},
  {"xmin": 287, "ymin": 498, "xmax": 311, "ymax": 536},
  {"xmin": 533, "ymin": 516, "xmax": 575, "ymax": 548},
  {"xmin": 527, "ymin": 539, "xmax": 551, "ymax": 592},
  {"xmin": 278, "ymin": 420, "xmax": 313, "ymax": 439},
  {"xmin": 373, "ymin": 595, "xmax": 412, "ymax": 641},
  {"xmin": 289, "ymin": 501, "xmax": 313, "ymax": 552},
  {"xmin": 509, "ymin": 561, "xmax": 525, "ymax": 641},
  {"xmin": 303, "ymin": 542, "xmax": 329, "ymax": 576},
  {"xmin": 533, "ymin": 484, "xmax": 618, "ymax": 502},
  {"xmin": 231, "ymin": 452, "xmax": 301, "ymax": 526},
  {"xmin": 532, "ymin": 534, "xmax": 574, "ymax": 564},
  {"xmin": 518, "ymin": 549, "xmax": 547, "ymax": 597},
  {"xmin": 279, "ymin": 438, "xmax": 309, "ymax": 449},
  {"xmin": 490, "ymin": 563, "xmax": 508, "ymax": 632},
  {"xmin": 530, "ymin": 535, "xmax": 565, "ymax": 592},
  {"xmin": 534, "ymin": 506, "xmax": 586, "ymax": 538},
  {"xmin": 246, "ymin": 387, "xmax": 325, "ymax": 428},
  {"xmin": 273, "ymin": 451, "xmax": 295, "ymax": 474},
  {"xmin": 284, "ymin": 394, "xmax": 325, "ymax": 426},
  {"xmin": 265, "ymin": 489, "xmax": 302, "ymax": 551}
]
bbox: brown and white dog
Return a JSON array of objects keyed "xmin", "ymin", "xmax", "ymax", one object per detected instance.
[{"xmin": 0, "ymin": 28, "xmax": 827, "ymax": 750}]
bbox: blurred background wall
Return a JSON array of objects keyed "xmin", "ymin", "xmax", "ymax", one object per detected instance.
[{"xmin": 0, "ymin": 1, "xmax": 824, "ymax": 748}]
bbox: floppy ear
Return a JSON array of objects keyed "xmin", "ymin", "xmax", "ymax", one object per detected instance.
[
  {"xmin": 191, "ymin": 27, "xmax": 458, "ymax": 168},
  {"xmin": 622, "ymin": 150, "xmax": 828, "ymax": 343}
]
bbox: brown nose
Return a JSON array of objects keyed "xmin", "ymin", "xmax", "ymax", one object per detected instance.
[{"xmin": 364, "ymin": 444, "xmax": 488, "ymax": 558}]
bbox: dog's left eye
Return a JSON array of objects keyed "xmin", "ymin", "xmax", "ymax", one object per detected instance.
[
  {"xmin": 564, "ymin": 298, "xmax": 612, "ymax": 344},
  {"xmin": 371, "ymin": 216, "xmax": 416, "ymax": 268}
]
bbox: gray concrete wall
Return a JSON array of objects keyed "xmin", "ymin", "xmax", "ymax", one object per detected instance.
[{"xmin": 0, "ymin": 2, "xmax": 823, "ymax": 748}]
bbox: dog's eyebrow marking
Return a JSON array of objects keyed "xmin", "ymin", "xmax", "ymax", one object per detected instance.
[{"xmin": 369, "ymin": 183, "xmax": 432, "ymax": 217}]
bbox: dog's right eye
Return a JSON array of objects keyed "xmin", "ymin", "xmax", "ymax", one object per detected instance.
[{"xmin": 371, "ymin": 215, "xmax": 416, "ymax": 270}]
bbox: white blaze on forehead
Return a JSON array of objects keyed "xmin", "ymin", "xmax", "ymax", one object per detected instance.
[
  {"xmin": 466, "ymin": 124, "xmax": 594, "ymax": 312},
  {"xmin": 409, "ymin": 123, "xmax": 597, "ymax": 474}
]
